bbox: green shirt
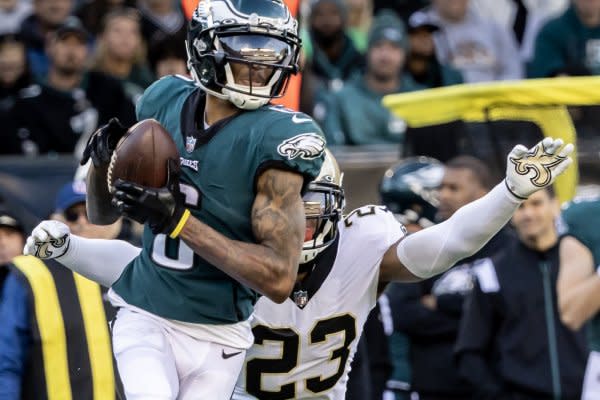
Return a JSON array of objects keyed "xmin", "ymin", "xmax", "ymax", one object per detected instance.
[
  {"xmin": 562, "ymin": 198, "xmax": 600, "ymax": 350},
  {"xmin": 528, "ymin": 6, "xmax": 600, "ymax": 77},
  {"xmin": 112, "ymin": 75, "xmax": 325, "ymax": 324},
  {"xmin": 319, "ymin": 73, "xmax": 425, "ymax": 145}
]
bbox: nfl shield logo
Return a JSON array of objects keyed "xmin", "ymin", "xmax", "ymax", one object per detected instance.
[
  {"xmin": 293, "ymin": 290, "xmax": 308, "ymax": 308},
  {"xmin": 185, "ymin": 136, "xmax": 197, "ymax": 153}
]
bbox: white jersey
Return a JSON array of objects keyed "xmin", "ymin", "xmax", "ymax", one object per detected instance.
[{"xmin": 233, "ymin": 205, "xmax": 406, "ymax": 400}]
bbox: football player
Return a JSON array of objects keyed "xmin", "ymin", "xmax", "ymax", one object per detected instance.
[
  {"xmin": 27, "ymin": 136, "xmax": 572, "ymax": 399},
  {"xmin": 26, "ymin": 1, "xmax": 325, "ymax": 399},
  {"xmin": 230, "ymin": 140, "xmax": 571, "ymax": 399}
]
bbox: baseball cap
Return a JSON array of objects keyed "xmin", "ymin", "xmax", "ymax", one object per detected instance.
[
  {"xmin": 54, "ymin": 16, "xmax": 90, "ymax": 42},
  {"xmin": 408, "ymin": 10, "xmax": 440, "ymax": 33},
  {"xmin": 368, "ymin": 11, "xmax": 408, "ymax": 50},
  {"xmin": 0, "ymin": 210, "xmax": 24, "ymax": 234},
  {"xmin": 55, "ymin": 181, "xmax": 87, "ymax": 214}
]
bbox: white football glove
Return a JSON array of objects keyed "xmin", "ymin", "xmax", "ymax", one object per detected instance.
[
  {"xmin": 504, "ymin": 137, "xmax": 574, "ymax": 199},
  {"xmin": 24, "ymin": 220, "xmax": 71, "ymax": 259}
]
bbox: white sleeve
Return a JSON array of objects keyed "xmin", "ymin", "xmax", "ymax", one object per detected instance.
[
  {"xmin": 396, "ymin": 182, "xmax": 520, "ymax": 278},
  {"xmin": 57, "ymin": 236, "xmax": 141, "ymax": 287}
]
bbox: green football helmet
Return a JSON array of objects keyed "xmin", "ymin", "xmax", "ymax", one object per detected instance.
[
  {"xmin": 380, "ymin": 156, "xmax": 444, "ymax": 228},
  {"xmin": 186, "ymin": 0, "xmax": 301, "ymax": 110}
]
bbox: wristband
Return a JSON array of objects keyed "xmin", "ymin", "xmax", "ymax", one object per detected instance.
[{"xmin": 169, "ymin": 209, "xmax": 191, "ymax": 239}]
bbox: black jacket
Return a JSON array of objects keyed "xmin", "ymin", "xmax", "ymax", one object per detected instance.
[
  {"xmin": 387, "ymin": 227, "xmax": 515, "ymax": 397},
  {"xmin": 455, "ymin": 237, "xmax": 588, "ymax": 399},
  {"xmin": 11, "ymin": 71, "xmax": 136, "ymax": 155}
]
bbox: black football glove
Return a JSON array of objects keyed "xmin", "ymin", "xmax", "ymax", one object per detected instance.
[
  {"xmin": 81, "ymin": 117, "xmax": 128, "ymax": 167},
  {"xmin": 111, "ymin": 159, "xmax": 189, "ymax": 237}
]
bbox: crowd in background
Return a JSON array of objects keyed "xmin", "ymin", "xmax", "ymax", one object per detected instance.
[{"xmin": 1, "ymin": 0, "xmax": 600, "ymax": 399}]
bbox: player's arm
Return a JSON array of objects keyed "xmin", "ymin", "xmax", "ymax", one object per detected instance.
[
  {"xmin": 81, "ymin": 118, "xmax": 129, "ymax": 225},
  {"xmin": 22, "ymin": 220, "xmax": 140, "ymax": 287},
  {"xmin": 557, "ymin": 236, "xmax": 600, "ymax": 331},
  {"xmin": 379, "ymin": 137, "xmax": 573, "ymax": 283},
  {"xmin": 86, "ymin": 163, "xmax": 121, "ymax": 224},
  {"xmin": 112, "ymin": 167, "xmax": 304, "ymax": 303},
  {"xmin": 178, "ymin": 169, "xmax": 303, "ymax": 303}
]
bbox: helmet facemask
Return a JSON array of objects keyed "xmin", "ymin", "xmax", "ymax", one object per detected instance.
[
  {"xmin": 301, "ymin": 181, "xmax": 345, "ymax": 264},
  {"xmin": 186, "ymin": 1, "xmax": 301, "ymax": 110}
]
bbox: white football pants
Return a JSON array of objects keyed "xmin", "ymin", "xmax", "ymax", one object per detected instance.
[{"xmin": 112, "ymin": 308, "xmax": 245, "ymax": 400}]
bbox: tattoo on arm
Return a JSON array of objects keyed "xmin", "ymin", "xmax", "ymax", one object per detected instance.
[
  {"xmin": 252, "ymin": 169, "xmax": 305, "ymax": 266},
  {"xmin": 178, "ymin": 168, "xmax": 305, "ymax": 301}
]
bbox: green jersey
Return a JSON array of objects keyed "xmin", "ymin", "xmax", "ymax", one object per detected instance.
[
  {"xmin": 112, "ymin": 75, "xmax": 326, "ymax": 324},
  {"xmin": 562, "ymin": 198, "xmax": 600, "ymax": 351}
]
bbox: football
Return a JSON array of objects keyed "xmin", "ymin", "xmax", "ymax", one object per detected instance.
[{"xmin": 107, "ymin": 119, "xmax": 179, "ymax": 192}]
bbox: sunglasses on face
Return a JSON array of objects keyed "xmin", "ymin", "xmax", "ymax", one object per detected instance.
[{"xmin": 64, "ymin": 207, "xmax": 87, "ymax": 222}]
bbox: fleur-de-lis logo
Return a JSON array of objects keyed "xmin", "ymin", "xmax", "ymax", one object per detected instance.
[
  {"xmin": 34, "ymin": 235, "xmax": 68, "ymax": 259},
  {"xmin": 510, "ymin": 145, "xmax": 565, "ymax": 187}
]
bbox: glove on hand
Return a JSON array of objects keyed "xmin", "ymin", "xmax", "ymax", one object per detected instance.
[
  {"xmin": 81, "ymin": 117, "xmax": 128, "ymax": 167},
  {"xmin": 112, "ymin": 159, "xmax": 189, "ymax": 237},
  {"xmin": 504, "ymin": 137, "xmax": 573, "ymax": 199},
  {"xmin": 24, "ymin": 220, "xmax": 71, "ymax": 259}
]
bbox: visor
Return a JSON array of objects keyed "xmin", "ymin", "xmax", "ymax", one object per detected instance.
[
  {"xmin": 303, "ymin": 191, "xmax": 328, "ymax": 217},
  {"xmin": 218, "ymin": 34, "xmax": 292, "ymax": 64}
]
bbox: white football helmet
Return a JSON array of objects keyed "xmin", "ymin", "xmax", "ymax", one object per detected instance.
[
  {"xmin": 186, "ymin": 0, "xmax": 301, "ymax": 110},
  {"xmin": 301, "ymin": 149, "xmax": 345, "ymax": 264}
]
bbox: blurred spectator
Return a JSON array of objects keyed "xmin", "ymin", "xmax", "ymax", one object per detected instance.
[
  {"xmin": 373, "ymin": 0, "xmax": 430, "ymax": 22},
  {"xmin": 428, "ymin": 0, "xmax": 524, "ymax": 82},
  {"xmin": 0, "ymin": 34, "xmax": 32, "ymax": 155},
  {"xmin": 0, "ymin": 0, "xmax": 33, "ymax": 35},
  {"xmin": 147, "ymin": 34, "xmax": 189, "ymax": 79},
  {"xmin": 92, "ymin": 8, "xmax": 154, "ymax": 103},
  {"xmin": 406, "ymin": 10, "xmax": 463, "ymax": 88},
  {"xmin": 302, "ymin": 0, "xmax": 364, "ymax": 111},
  {"xmin": 317, "ymin": 12, "xmax": 422, "ymax": 145},
  {"xmin": 471, "ymin": 0, "xmax": 568, "ymax": 62},
  {"xmin": 11, "ymin": 17, "xmax": 135, "ymax": 156},
  {"xmin": 18, "ymin": 0, "xmax": 74, "ymax": 78},
  {"xmin": 0, "ymin": 209, "xmax": 24, "ymax": 298},
  {"xmin": 345, "ymin": 0, "xmax": 373, "ymax": 53},
  {"xmin": 557, "ymin": 197, "xmax": 600, "ymax": 400},
  {"xmin": 528, "ymin": 0, "xmax": 600, "ymax": 77},
  {"xmin": 76, "ymin": 0, "xmax": 136, "ymax": 36},
  {"xmin": 137, "ymin": 0, "xmax": 186, "ymax": 44},
  {"xmin": 0, "ymin": 181, "xmax": 121, "ymax": 399},
  {"xmin": 386, "ymin": 156, "xmax": 514, "ymax": 400},
  {"xmin": 455, "ymin": 187, "xmax": 588, "ymax": 399}
]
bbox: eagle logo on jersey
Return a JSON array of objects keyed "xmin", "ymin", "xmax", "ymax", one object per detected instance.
[
  {"xmin": 277, "ymin": 133, "xmax": 326, "ymax": 160},
  {"xmin": 509, "ymin": 144, "xmax": 565, "ymax": 187}
]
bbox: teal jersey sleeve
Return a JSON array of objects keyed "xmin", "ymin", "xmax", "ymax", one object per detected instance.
[
  {"xmin": 255, "ymin": 106, "xmax": 326, "ymax": 181},
  {"xmin": 562, "ymin": 199, "xmax": 600, "ymax": 265},
  {"xmin": 136, "ymin": 75, "xmax": 197, "ymax": 122}
]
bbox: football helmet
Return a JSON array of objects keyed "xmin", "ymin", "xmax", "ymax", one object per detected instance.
[
  {"xmin": 186, "ymin": 0, "xmax": 301, "ymax": 110},
  {"xmin": 380, "ymin": 156, "xmax": 444, "ymax": 228},
  {"xmin": 301, "ymin": 149, "xmax": 345, "ymax": 264}
]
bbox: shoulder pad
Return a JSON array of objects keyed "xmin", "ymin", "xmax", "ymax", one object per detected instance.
[
  {"xmin": 342, "ymin": 205, "xmax": 406, "ymax": 245},
  {"xmin": 254, "ymin": 106, "xmax": 326, "ymax": 180},
  {"xmin": 136, "ymin": 75, "xmax": 196, "ymax": 121}
]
